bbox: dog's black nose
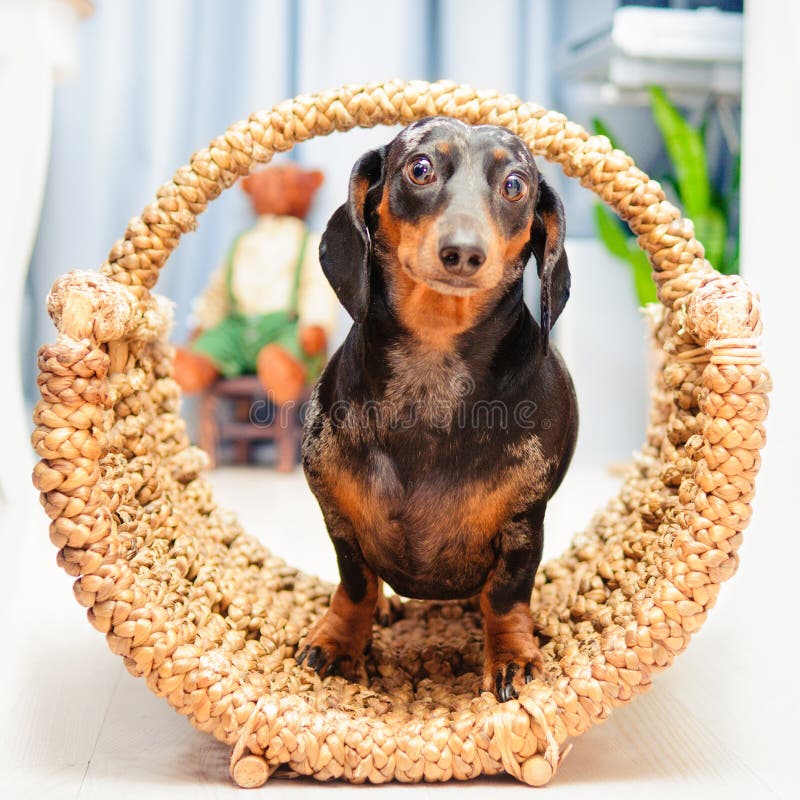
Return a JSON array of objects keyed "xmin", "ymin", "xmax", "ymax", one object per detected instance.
[{"xmin": 439, "ymin": 236, "xmax": 487, "ymax": 276}]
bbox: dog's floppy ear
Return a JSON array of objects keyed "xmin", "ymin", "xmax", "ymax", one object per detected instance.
[
  {"xmin": 319, "ymin": 147, "xmax": 386, "ymax": 323},
  {"xmin": 531, "ymin": 176, "xmax": 570, "ymax": 352}
]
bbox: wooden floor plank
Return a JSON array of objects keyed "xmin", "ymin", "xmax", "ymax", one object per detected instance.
[{"xmin": 1, "ymin": 498, "xmax": 123, "ymax": 800}]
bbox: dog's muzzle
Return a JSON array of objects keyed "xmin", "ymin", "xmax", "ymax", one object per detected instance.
[{"xmin": 437, "ymin": 215, "xmax": 488, "ymax": 277}]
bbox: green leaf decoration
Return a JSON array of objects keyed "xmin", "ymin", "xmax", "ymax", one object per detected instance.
[
  {"xmin": 591, "ymin": 116, "xmax": 623, "ymax": 151},
  {"xmin": 591, "ymin": 87, "xmax": 739, "ymax": 304},
  {"xmin": 593, "ymin": 202, "xmax": 632, "ymax": 261},
  {"xmin": 648, "ymin": 86, "xmax": 711, "ymax": 219},
  {"xmin": 593, "ymin": 204, "xmax": 658, "ymax": 306},
  {"xmin": 693, "ymin": 207, "xmax": 727, "ymax": 271},
  {"xmin": 723, "ymin": 233, "xmax": 740, "ymax": 276}
]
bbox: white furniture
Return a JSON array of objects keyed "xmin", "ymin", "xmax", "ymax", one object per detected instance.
[
  {"xmin": 559, "ymin": 6, "xmax": 743, "ymax": 103},
  {"xmin": 0, "ymin": 0, "xmax": 90, "ymax": 504}
]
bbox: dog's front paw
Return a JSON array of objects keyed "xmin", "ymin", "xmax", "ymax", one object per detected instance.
[
  {"xmin": 297, "ymin": 621, "xmax": 361, "ymax": 678},
  {"xmin": 296, "ymin": 638, "xmax": 356, "ymax": 678},
  {"xmin": 483, "ymin": 649, "xmax": 544, "ymax": 702},
  {"xmin": 296, "ymin": 600, "xmax": 372, "ymax": 679}
]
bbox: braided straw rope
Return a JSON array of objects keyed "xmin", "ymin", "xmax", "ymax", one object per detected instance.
[{"xmin": 32, "ymin": 80, "xmax": 770, "ymax": 787}]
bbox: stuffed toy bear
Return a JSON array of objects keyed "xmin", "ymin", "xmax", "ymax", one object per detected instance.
[{"xmin": 174, "ymin": 163, "xmax": 337, "ymax": 405}]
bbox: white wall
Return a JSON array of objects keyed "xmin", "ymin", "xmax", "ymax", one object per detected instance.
[{"xmin": 739, "ymin": 1, "xmax": 799, "ymax": 526}]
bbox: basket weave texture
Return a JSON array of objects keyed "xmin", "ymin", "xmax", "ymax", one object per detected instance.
[{"xmin": 32, "ymin": 80, "xmax": 770, "ymax": 788}]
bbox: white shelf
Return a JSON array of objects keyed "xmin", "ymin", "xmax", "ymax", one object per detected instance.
[{"xmin": 559, "ymin": 6, "xmax": 743, "ymax": 101}]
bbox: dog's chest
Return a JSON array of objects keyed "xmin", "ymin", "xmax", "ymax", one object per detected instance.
[
  {"xmin": 382, "ymin": 344, "xmax": 472, "ymax": 427},
  {"xmin": 317, "ymin": 434, "xmax": 552, "ymax": 599}
]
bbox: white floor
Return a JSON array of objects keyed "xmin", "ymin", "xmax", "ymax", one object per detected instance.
[{"xmin": 2, "ymin": 462, "xmax": 796, "ymax": 799}]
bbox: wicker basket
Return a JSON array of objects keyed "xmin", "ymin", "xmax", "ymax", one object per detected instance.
[{"xmin": 31, "ymin": 80, "xmax": 770, "ymax": 788}]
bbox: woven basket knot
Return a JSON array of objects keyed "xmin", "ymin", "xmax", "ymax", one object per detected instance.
[
  {"xmin": 676, "ymin": 274, "xmax": 762, "ymax": 365},
  {"xmin": 492, "ymin": 690, "xmax": 567, "ymax": 787},
  {"xmin": 48, "ymin": 270, "xmax": 137, "ymax": 343},
  {"xmin": 681, "ymin": 274, "xmax": 763, "ymax": 352},
  {"xmin": 137, "ymin": 293, "xmax": 175, "ymax": 343}
]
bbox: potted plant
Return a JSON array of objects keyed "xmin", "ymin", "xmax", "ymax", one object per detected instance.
[{"xmin": 593, "ymin": 86, "xmax": 740, "ymax": 305}]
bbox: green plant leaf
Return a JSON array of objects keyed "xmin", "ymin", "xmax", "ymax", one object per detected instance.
[
  {"xmin": 721, "ymin": 151, "xmax": 741, "ymax": 275},
  {"xmin": 591, "ymin": 116, "xmax": 623, "ymax": 151},
  {"xmin": 593, "ymin": 204, "xmax": 657, "ymax": 306},
  {"xmin": 648, "ymin": 86, "xmax": 711, "ymax": 218},
  {"xmin": 594, "ymin": 203, "xmax": 633, "ymax": 261},
  {"xmin": 627, "ymin": 243, "xmax": 658, "ymax": 306},
  {"xmin": 724, "ymin": 234, "xmax": 740, "ymax": 276},
  {"xmin": 693, "ymin": 207, "xmax": 727, "ymax": 270},
  {"xmin": 731, "ymin": 149, "xmax": 741, "ymax": 194},
  {"xmin": 654, "ymin": 172, "xmax": 680, "ymax": 205}
]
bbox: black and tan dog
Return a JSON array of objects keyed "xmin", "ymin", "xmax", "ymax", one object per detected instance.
[{"xmin": 298, "ymin": 117, "xmax": 578, "ymax": 701}]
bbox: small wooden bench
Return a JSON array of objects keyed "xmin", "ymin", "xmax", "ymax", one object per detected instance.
[{"xmin": 198, "ymin": 375, "xmax": 304, "ymax": 472}]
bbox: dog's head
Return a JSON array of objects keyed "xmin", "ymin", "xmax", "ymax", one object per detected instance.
[{"xmin": 320, "ymin": 117, "xmax": 569, "ymax": 348}]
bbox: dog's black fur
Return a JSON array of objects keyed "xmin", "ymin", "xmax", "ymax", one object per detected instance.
[{"xmin": 298, "ymin": 117, "xmax": 578, "ymax": 701}]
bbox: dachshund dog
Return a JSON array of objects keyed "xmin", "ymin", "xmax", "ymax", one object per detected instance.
[{"xmin": 298, "ymin": 117, "xmax": 578, "ymax": 702}]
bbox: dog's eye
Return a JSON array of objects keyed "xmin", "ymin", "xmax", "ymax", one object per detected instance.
[
  {"xmin": 406, "ymin": 156, "xmax": 435, "ymax": 185},
  {"xmin": 501, "ymin": 173, "xmax": 528, "ymax": 201}
]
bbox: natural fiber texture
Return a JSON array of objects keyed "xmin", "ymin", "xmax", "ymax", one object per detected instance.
[{"xmin": 32, "ymin": 80, "xmax": 770, "ymax": 787}]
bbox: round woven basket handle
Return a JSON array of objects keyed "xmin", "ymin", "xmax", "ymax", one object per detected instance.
[
  {"xmin": 39, "ymin": 79, "xmax": 765, "ymax": 561},
  {"xmin": 99, "ymin": 79, "xmax": 712, "ymax": 310},
  {"xmin": 33, "ymin": 80, "xmax": 769, "ymax": 789}
]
